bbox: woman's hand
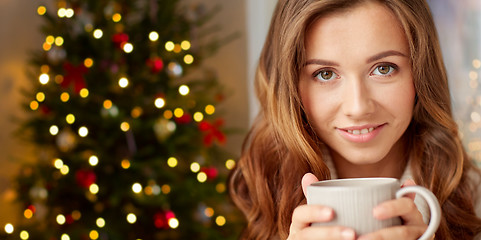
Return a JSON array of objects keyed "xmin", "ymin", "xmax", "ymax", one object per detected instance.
[
  {"xmin": 357, "ymin": 179, "xmax": 428, "ymax": 240},
  {"xmin": 287, "ymin": 173, "xmax": 356, "ymax": 240}
]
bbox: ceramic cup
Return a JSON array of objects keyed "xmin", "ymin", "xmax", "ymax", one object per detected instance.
[{"xmin": 307, "ymin": 178, "xmax": 441, "ymax": 240}]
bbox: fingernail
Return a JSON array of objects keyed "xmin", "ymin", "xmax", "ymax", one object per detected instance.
[
  {"xmin": 341, "ymin": 229, "xmax": 355, "ymax": 240},
  {"xmin": 319, "ymin": 208, "xmax": 333, "ymax": 219}
]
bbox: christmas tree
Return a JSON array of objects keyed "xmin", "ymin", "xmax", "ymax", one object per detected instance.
[{"xmin": 4, "ymin": 0, "xmax": 243, "ymax": 239}]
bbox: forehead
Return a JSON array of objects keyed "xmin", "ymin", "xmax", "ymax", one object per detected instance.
[{"xmin": 304, "ymin": 1, "xmax": 409, "ymax": 60}]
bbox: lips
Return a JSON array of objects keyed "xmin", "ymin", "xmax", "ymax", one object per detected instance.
[{"xmin": 337, "ymin": 124, "xmax": 386, "ymax": 143}]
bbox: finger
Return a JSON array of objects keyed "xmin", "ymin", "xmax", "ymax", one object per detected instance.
[
  {"xmin": 400, "ymin": 179, "xmax": 416, "ymax": 200},
  {"xmin": 291, "ymin": 225, "xmax": 356, "ymax": 240},
  {"xmin": 373, "ymin": 197, "xmax": 425, "ymax": 225},
  {"xmin": 357, "ymin": 225, "xmax": 426, "ymax": 240},
  {"xmin": 290, "ymin": 205, "xmax": 334, "ymax": 234},
  {"xmin": 301, "ymin": 173, "xmax": 319, "ymax": 197}
]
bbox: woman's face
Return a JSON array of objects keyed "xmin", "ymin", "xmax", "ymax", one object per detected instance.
[{"xmin": 299, "ymin": 2, "xmax": 415, "ymax": 166}]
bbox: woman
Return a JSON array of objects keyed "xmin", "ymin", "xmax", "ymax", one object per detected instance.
[{"xmin": 229, "ymin": 0, "xmax": 481, "ymax": 239}]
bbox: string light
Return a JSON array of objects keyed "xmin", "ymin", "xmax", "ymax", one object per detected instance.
[
  {"xmin": 161, "ymin": 184, "xmax": 171, "ymax": 194},
  {"xmin": 163, "ymin": 110, "xmax": 173, "ymax": 119},
  {"xmin": 89, "ymin": 184, "xmax": 99, "ymax": 194},
  {"xmin": 165, "ymin": 41, "xmax": 175, "ymax": 51},
  {"xmin": 36, "ymin": 92, "xmax": 45, "ymax": 102},
  {"xmin": 225, "ymin": 159, "xmax": 236, "ymax": 170},
  {"xmin": 30, "ymin": 101, "xmax": 39, "ymax": 111},
  {"xmin": 118, "ymin": 77, "xmax": 129, "ymax": 88},
  {"xmin": 174, "ymin": 108, "xmax": 184, "ymax": 118},
  {"xmin": 54, "ymin": 158, "xmax": 64, "ymax": 169},
  {"xmin": 205, "ymin": 105, "xmax": 215, "ymax": 115},
  {"xmin": 84, "ymin": 58, "xmax": 94, "ymax": 68},
  {"xmin": 55, "ymin": 75, "xmax": 64, "ymax": 84},
  {"xmin": 204, "ymin": 207, "xmax": 214, "ymax": 217},
  {"xmin": 60, "ymin": 165, "xmax": 69, "ymax": 175},
  {"xmin": 193, "ymin": 112, "xmax": 204, "ymax": 122},
  {"xmin": 93, "ymin": 29, "xmax": 103, "ymax": 39},
  {"xmin": 78, "ymin": 126, "xmax": 88, "ymax": 137},
  {"xmin": 215, "ymin": 216, "xmax": 226, "ymax": 226},
  {"xmin": 60, "ymin": 92, "xmax": 70, "ymax": 102},
  {"xmin": 96, "ymin": 218, "xmax": 106, "ymax": 228},
  {"xmin": 37, "ymin": 6, "xmax": 47, "ymax": 15},
  {"xmin": 57, "ymin": 214, "xmax": 66, "ymax": 225},
  {"xmin": 54, "ymin": 36, "xmax": 64, "ymax": 46},
  {"xmin": 178, "ymin": 85, "xmax": 190, "ymax": 96},
  {"xmin": 61, "ymin": 234, "xmax": 70, "ymax": 240},
  {"xmin": 103, "ymin": 100, "xmax": 113, "ymax": 109},
  {"xmin": 66, "ymin": 114, "xmax": 75, "ymax": 124},
  {"xmin": 168, "ymin": 218, "xmax": 179, "ymax": 229},
  {"xmin": 473, "ymin": 59, "xmax": 481, "ymax": 69},
  {"xmin": 39, "ymin": 73, "xmax": 50, "ymax": 84},
  {"xmin": 121, "ymin": 159, "xmax": 131, "ymax": 169},
  {"xmin": 132, "ymin": 183, "xmax": 142, "ymax": 193},
  {"xmin": 190, "ymin": 162, "xmax": 200, "ymax": 172},
  {"xmin": 123, "ymin": 43, "xmax": 134, "ymax": 53},
  {"xmin": 149, "ymin": 31, "xmax": 159, "ymax": 41},
  {"xmin": 154, "ymin": 98, "xmax": 165, "ymax": 108},
  {"xmin": 89, "ymin": 230, "xmax": 99, "ymax": 240},
  {"xmin": 80, "ymin": 88, "xmax": 89, "ymax": 98},
  {"xmin": 24, "ymin": 208, "xmax": 34, "ymax": 219},
  {"xmin": 127, "ymin": 213, "xmax": 137, "ymax": 224},
  {"xmin": 120, "ymin": 122, "xmax": 130, "ymax": 132},
  {"xmin": 57, "ymin": 8, "xmax": 66, "ymax": 17},
  {"xmin": 40, "ymin": 64, "xmax": 50, "ymax": 73},
  {"xmin": 89, "ymin": 155, "xmax": 99, "ymax": 166},
  {"xmin": 183, "ymin": 54, "xmax": 194, "ymax": 64},
  {"xmin": 46, "ymin": 36, "xmax": 55, "ymax": 45},
  {"xmin": 152, "ymin": 184, "xmax": 161, "ymax": 195},
  {"xmin": 20, "ymin": 230, "xmax": 29, "ymax": 240},
  {"xmin": 181, "ymin": 40, "xmax": 191, "ymax": 50},
  {"xmin": 167, "ymin": 157, "xmax": 178, "ymax": 168},
  {"xmin": 43, "ymin": 42, "xmax": 52, "ymax": 51},
  {"xmin": 65, "ymin": 8, "xmax": 74, "ymax": 18},
  {"xmin": 112, "ymin": 13, "xmax": 122, "ymax": 22},
  {"xmin": 216, "ymin": 183, "xmax": 226, "ymax": 193},
  {"xmin": 72, "ymin": 210, "xmax": 81, "ymax": 220},
  {"xmin": 173, "ymin": 44, "xmax": 181, "ymax": 53},
  {"xmin": 4, "ymin": 223, "xmax": 13, "ymax": 234},
  {"xmin": 197, "ymin": 172, "xmax": 207, "ymax": 183}
]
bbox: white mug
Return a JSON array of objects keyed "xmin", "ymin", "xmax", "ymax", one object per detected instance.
[{"xmin": 307, "ymin": 178, "xmax": 441, "ymax": 240}]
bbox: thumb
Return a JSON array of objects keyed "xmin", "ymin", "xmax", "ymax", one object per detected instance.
[{"xmin": 301, "ymin": 173, "xmax": 319, "ymax": 198}]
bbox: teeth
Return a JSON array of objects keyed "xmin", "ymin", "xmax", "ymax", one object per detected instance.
[{"xmin": 347, "ymin": 127, "xmax": 375, "ymax": 135}]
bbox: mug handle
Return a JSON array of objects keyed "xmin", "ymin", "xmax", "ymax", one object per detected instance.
[{"xmin": 395, "ymin": 186, "xmax": 441, "ymax": 240}]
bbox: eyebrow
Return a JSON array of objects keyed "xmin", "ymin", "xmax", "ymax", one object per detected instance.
[{"xmin": 304, "ymin": 50, "xmax": 408, "ymax": 66}]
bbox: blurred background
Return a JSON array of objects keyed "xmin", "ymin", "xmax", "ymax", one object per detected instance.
[{"xmin": 0, "ymin": 0, "xmax": 479, "ymax": 239}]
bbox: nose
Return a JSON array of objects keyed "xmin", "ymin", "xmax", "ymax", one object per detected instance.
[{"xmin": 341, "ymin": 76, "xmax": 375, "ymax": 118}]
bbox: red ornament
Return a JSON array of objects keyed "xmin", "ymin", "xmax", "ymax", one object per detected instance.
[
  {"xmin": 198, "ymin": 119, "xmax": 226, "ymax": 146},
  {"xmin": 175, "ymin": 112, "xmax": 192, "ymax": 124},
  {"xmin": 112, "ymin": 33, "xmax": 129, "ymax": 48},
  {"xmin": 75, "ymin": 169, "xmax": 96, "ymax": 188},
  {"xmin": 62, "ymin": 62, "xmax": 88, "ymax": 94},
  {"xmin": 154, "ymin": 210, "xmax": 175, "ymax": 229},
  {"xmin": 201, "ymin": 167, "xmax": 218, "ymax": 180},
  {"xmin": 146, "ymin": 57, "xmax": 164, "ymax": 73}
]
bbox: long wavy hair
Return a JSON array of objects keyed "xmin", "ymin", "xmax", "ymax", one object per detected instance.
[{"xmin": 229, "ymin": 0, "xmax": 481, "ymax": 239}]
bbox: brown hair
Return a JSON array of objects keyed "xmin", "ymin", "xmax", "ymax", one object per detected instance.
[{"xmin": 229, "ymin": 0, "xmax": 481, "ymax": 239}]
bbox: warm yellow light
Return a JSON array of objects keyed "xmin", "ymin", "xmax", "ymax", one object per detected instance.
[
  {"xmin": 112, "ymin": 13, "xmax": 122, "ymax": 22},
  {"xmin": 54, "ymin": 158, "xmax": 64, "ymax": 169},
  {"xmin": 89, "ymin": 155, "xmax": 99, "ymax": 166},
  {"xmin": 165, "ymin": 41, "xmax": 175, "ymax": 51},
  {"xmin": 131, "ymin": 107, "xmax": 143, "ymax": 118},
  {"xmin": 168, "ymin": 218, "xmax": 179, "ymax": 229},
  {"xmin": 61, "ymin": 234, "xmax": 70, "ymax": 240},
  {"xmin": 132, "ymin": 183, "xmax": 142, "ymax": 193},
  {"xmin": 40, "ymin": 65, "xmax": 50, "ymax": 73},
  {"xmin": 144, "ymin": 186, "xmax": 153, "ymax": 195},
  {"xmin": 96, "ymin": 218, "xmax": 106, "ymax": 228},
  {"xmin": 121, "ymin": 159, "xmax": 131, "ymax": 169},
  {"xmin": 120, "ymin": 122, "xmax": 130, "ymax": 132},
  {"xmin": 190, "ymin": 162, "xmax": 200, "ymax": 173},
  {"xmin": 66, "ymin": 114, "xmax": 75, "ymax": 124},
  {"xmin": 103, "ymin": 100, "xmax": 113, "ymax": 109},
  {"xmin": 36, "ymin": 92, "xmax": 45, "ymax": 102},
  {"xmin": 43, "ymin": 42, "xmax": 52, "ymax": 51},
  {"xmin": 193, "ymin": 112, "xmax": 204, "ymax": 122},
  {"xmin": 37, "ymin": 6, "xmax": 47, "ymax": 15},
  {"xmin": 161, "ymin": 184, "xmax": 171, "ymax": 194},
  {"xmin": 216, "ymin": 183, "xmax": 226, "ymax": 193},
  {"xmin": 215, "ymin": 216, "xmax": 226, "ymax": 226},
  {"xmin": 55, "ymin": 36, "xmax": 64, "ymax": 46},
  {"xmin": 167, "ymin": 157, "xmax": 178, "ymax": 168},
  {"xmin": 127, "ymin": 213, "xmax": 137, "ymax": 224},
  {"xmin": 123, "ymin": 43, "xmax": 133, "ymax": 53},
  {"xmin": 163, "ymin": 110, "xmax": 173, "ymax": 119},
  {"xmin": 93, "ymin": 29, "xmax": 103, "ymax": 39},
  {"xmin": 173, "ymin": 44, "xmax": 181, "ymax": 53},
  {"xmin": 65, "ymin": 8, "xmax": 74, "ymax": 18},
  {"xmin": 30, "ymin": 101, "xmax": 39, "ymax": 111},
  {"xmin": 57, "ymin": 214, "xmax": 66, "ymax": 225},
  {"xmin": 84, "ymin": 58, "xmax": 94, "ymax": 68},
  {"xmin": 149, "ymin": 31, "xmax": 159, "ymax": 41},
  {"xmin": 46, "ymin": 36, "xmax": 55, "ymax": 45},
  {"xmin": 154, "ymin": 98, "xmax": 165, "ymax": 108},
  {"xmin": 89, "ymin": 230, "xmax": 99, "ymax": 240},
  {"xmin": 205, "ymin": 105, "xmax": 215, "ymax": 115},
  {"xmin": 57, "ymin": 8, "xmax": 66, "ymax": 18},
  {"xmin": 178, "ymin": 85, "xmax": 190, "ymax": 96},
  {"xmin": 197, "ymin": 172, "xmax": 207, "ymax": 183},
  {"xmin": 60, "ymin": 165, "xmax": 69, "ymax": 175},
  {"xmin": 181, "ymin": 40, "xmax": 191, "ymax": 50},
  {"xmin": 225, "ymin": 159, "xmax": 236, "ymax": 170},
  {"xmin": 78, "ymin": 127, "xmax": 88, "ymax": 137},
  {"xmin": 183, "ymin": 54, "xmax": 194, "ymax": 64},
  {"xmin": 80, "ymin": 88, "xmax": 89, "ymax": 98},
  {"xmin": 152, "ymin": 185, "xmax": 161, "ymax": 195},
  {"xmin": 60, "ymin": 92, "xmax": 70, "ymax": 102},
  {"xmin": 174, "ymin": 108, "xmax": 184, "ymax": 118},
  {"xmin": 20, "ymin": 230, "xmax": 29, "ymax": 240},
  {"xmin": 89, "ymin": 184, "xmax": 99, "ymax": 194},
  {"xmin": 204, "ymin": 207, "xmax": 214, "ymax": 217},
  {"xmin": 39, "ymin": 73, "xmax": 50, "ymax": 84},
  {"xmin": 55, "ymin": 75, "xmax": 64, "ymax": 84},
  {"xmin": 474, "ymin": 59, "xmax": 481, "ymax": 69},
  {"xmin": 118, "ymin": 77, "xmax": 129, "ymax": 88},
  {"xmin": 24, "ymin": 209, "xmax": 33, "ymax": 219},
  {"xmin": 71, "ymin": 210, "xmax": 81, "ymax": 220},
  {"xmin": 4, "ymin": 223, "xmax": 13, "ymax": 234}
]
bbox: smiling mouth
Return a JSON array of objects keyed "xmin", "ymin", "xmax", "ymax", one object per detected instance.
[{"xmin": 346, "ymin": 128, "xmax": 375, "ymax": 135}]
